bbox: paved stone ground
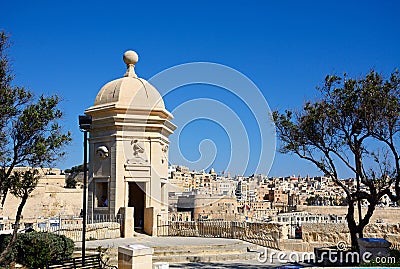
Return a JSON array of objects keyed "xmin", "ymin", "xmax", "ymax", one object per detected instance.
[
  {"xmin": 76, "ymin": 235, "xmax": 248, "ymax": 249},
  {"xmin": 76, "ymin": 236, "xmax": 313, "ymax": 268}
]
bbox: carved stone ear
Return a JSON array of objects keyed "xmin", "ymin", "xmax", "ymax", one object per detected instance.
[{"xmin": 96, "ymin": 146, "xmax": 109, "ymax": 160}]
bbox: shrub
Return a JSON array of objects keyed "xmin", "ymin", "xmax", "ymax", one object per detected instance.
[
  {"xmin": 0, "ymin": 234, "xmax": 17, "ymax": 264},
  {"xmin": 0, "ymin": 232, "xmax": 74, "ymax": 268}
]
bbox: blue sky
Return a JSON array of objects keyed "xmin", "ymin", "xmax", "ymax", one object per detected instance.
[{"xmin": 1, "ymin": 1, "xmax": 399, "ymax": 178}]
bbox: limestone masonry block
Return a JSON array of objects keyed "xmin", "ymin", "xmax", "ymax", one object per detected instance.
[{"xmin": 118, "ymin": 245, "xmax": 154, "ymax": 269}]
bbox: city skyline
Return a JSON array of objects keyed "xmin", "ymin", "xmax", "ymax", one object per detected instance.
[{"xmin": 1, "ymin": 1, "xmax": 399, "ymax": 177}]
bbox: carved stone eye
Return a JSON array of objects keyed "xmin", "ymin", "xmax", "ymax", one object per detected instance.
[{"xmin": 96, "ymin": 146, "xmax": 109, "ymax": 160}]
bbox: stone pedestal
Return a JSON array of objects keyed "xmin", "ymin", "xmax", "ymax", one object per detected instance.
[
  {"xmin": 118, "ymin": 245, "xmax": 154, "ymax": 269},
  {"xmin": 144, "ymin": 207, "xmax": 155, "ymax": 235},
  {"xmin": 119, "ymin": 207, "xmax": 134, "ymax": 238},
  {"xmin": 358, "ymin": 238, "xmax": 391, "ymax": 260}
]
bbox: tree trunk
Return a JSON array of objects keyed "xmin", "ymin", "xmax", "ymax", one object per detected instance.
[
  {"xmin": 358, "ymin": 201, "xmax": 376, "ymax": 240},
  {"xmin": 0, "ymin": 192, "xmax": 29, "ymax": 263},
  {"xmin": 346, "ymin": 200, "xmax": 359, "ymax": 249}
]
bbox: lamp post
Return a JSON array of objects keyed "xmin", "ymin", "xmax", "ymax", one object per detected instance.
[{"xmin": 79, "ymin": 115, "xmax": 92, "ymax": 264}]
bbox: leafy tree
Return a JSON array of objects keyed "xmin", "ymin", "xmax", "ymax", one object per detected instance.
[
  {"xmin": 0, "ymin": 32, "xmax": 71, "ymax": 262},
  {"xmin": 65, "ymin": 175, "xmax": 77, "ymax": 188},
  {"xmin": 64, "ymin": 163, "xmax": 85, "ymax": 174},
  {"xmin": 64, "ymin": 163, "xmax": 86, "ymax": 188},
  {"xmin": 273, "ymin": 70, "xmax": 400, "ymax": 248}
]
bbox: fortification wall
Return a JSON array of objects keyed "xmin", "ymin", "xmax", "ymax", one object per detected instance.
[{"xmin": 1, "ymin": 184, "xmax": 82, "ymax": 221}]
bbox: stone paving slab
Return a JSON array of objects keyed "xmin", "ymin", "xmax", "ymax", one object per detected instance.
[
  {"xmin": 75, "ymin": 236, "xmax": 250, "ymax": 249},
  {"xmin": 75, "ymin": 236, "xmax": 315, "ymax": 267}
]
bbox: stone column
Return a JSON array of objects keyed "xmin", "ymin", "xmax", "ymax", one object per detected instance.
[{"xmin": 119, "ymin": 207, "xmax": 134, "ymax": 238}]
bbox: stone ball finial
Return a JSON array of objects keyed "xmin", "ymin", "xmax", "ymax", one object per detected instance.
[{"xmin": 123, "ymin": 50, "xmax": 139, "ymax": 65}]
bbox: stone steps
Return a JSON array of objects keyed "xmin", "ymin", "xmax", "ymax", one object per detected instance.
[
  {"xmin": 153, "ymin": 252, "xmax": 259, "ymax": 263},
  {"xmin": 152, "ymin": 241, "xmax": 260, "ymax": 263},
  {"xmin": 154, "ymin": 248, "xmax": 244, "ymax": 256},
  {"xmin": 76, "ymin": 238, "xmax": 262, "ymax": 265}
]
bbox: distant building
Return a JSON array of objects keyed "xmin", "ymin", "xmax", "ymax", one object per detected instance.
[{"xmin": 171, "ymin": 192, "xmax": 238, "ymax": 221}]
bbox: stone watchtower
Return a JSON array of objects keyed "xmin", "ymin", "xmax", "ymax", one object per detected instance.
[{"xmin": 85, "ymin": 51, "xmax": 176, "ymax": 236}]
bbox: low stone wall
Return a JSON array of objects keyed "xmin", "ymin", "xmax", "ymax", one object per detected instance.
[
  {"xmin": 299, "ymin": 223, "xmax": 400, "ymax": 250},
  {"xmin": 302, "ymin": 223, "xmax": 350, "ymax": 245},
  {"xmin": 55, "ymin": 222, "xmax": 120, "ymax": 242},
  {"xmin": 364, "ymin": 223, "xmax": 400, "ymax": 247},
  {"xmin": 297, "ymin": 206, "xmax": 400, "ymax": 224}
]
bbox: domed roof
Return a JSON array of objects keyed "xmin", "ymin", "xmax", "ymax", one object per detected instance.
[{"xmin": 94, "ymin": 50, "xmax": 165, "ymax": 110}]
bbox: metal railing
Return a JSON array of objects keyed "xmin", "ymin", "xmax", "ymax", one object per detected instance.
[
  {"xmin": 87, "ymin": 214, "xmax": 124, "ymax": 224},
  {"xmin": 157, "ymin": 220, "xmax": 281, "ymax": 249}
]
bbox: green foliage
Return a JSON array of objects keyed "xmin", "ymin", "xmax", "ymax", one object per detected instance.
[
  {"xmin": 64, "ymin": 164, "xmax": 85, "ymax": 174},
  {"xmin": 0, "ymin": 232, "xmax": 74, "ymax": 268},
  {"xmin": 9, "ymin": 169, "xmax": 40, "ymax": 199},
  {"xmin": 0, "ymin": 234, "xmax": 16, "ymax": 264},
  {"xmin": 0, "ymin": 31, "xmax": 72, "ymax": 263},
  {"xmin": 273, "ymin": 70, "xmax": 400, "ymax": 186},
  {"xmin": 273, "ymin": 69, "xmax": 400, "ymax": 247},
  {"xmin": 65, "ymin": 176, "xmax": 77, "ymax": 188},
  {"xmin": 64, "ymin": 164, "xmax": 86, "ymax": 188},
  {"xmin": 0, "ymin": 31, "xmax": 71, "ymax": 200}
]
